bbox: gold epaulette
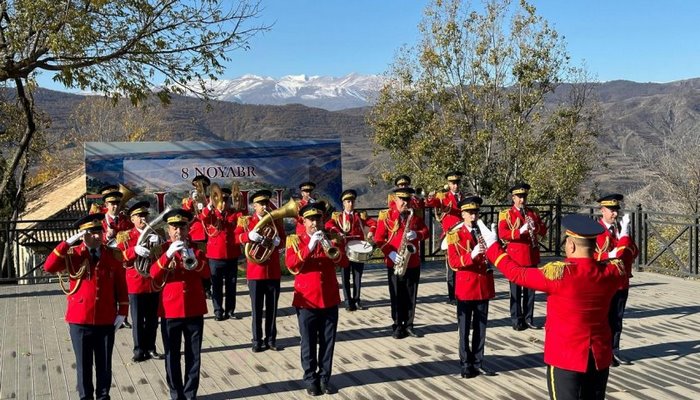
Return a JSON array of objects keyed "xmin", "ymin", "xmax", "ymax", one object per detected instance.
[
  {"xmin": 181, "ymin": 197, "xmax": 188, "ymax": 206},
  {"xmin": 115, "ymin": 231, "xmax": 130, "ymax": 245},
  {"xmin": 435, "ymin": 191, "xmax": 446, "ymax": 201},
  {"xmin": 378, "ymin": 209, "xmax": 389, "ymax": 221},
  {"xmin": 286, "ymin": 234, "xmax": 300, "ymax": 250},
  {"xmin": 110, "ymin": 248, "xmax": 124, "ymax": 262},
  {"xmin": 359, "ymin": 211, "xmax": 368, "ymax": 221},
  {"xmin": 331, "ymin": 211, "xmax": 341, "ymax": 223},
  {"xmin": 446, "ymin": 230, "xmax": 460, "ymax": 245},
  {"xmin": 237, "ymin": 216, "xmax": 250, "ymax": 228},
  {"xmin": 387, "ymin": 193, "xmax": 396, "ymax": 205},
  {"xmin": 89, "ymin": 203, "xmax": 101, "ymax": 215},
  {"xmin": 539, "ymin": 261, "xmax": 568, "ymax": 280},
  {"xmin": 499, "ymin": 209, "xmax": 509, "ymax": 221}
]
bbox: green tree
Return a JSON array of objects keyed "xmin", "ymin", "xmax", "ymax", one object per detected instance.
[
  {"xmin": 0, "ymin": 0, "xmax": 267, "ymax": 207},
  {"xmin": 368, "ymin": 0, "xmax": 599, "ymax": 202}
]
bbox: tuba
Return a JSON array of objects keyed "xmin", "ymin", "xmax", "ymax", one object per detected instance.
[
  {"xmin": 244, "ymin": 199, "xmax": 300, "ymax": 264},
  {"xmin": 117, "ymin": 184, "xmax": 136, "ymax": 211},
  {"xmin": 133, "ymin": 206, "xmax": 170, "ymax": 277}
]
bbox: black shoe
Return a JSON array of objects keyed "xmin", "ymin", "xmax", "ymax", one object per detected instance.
[
  {"xmin": 392, "ymin": 329, "xmax": 406, "ymax": 339},
  {"xmin": 512, "ymin": 323, "xmax": 526, "ymax": 331},
  {"xmin": 252, "ymin": 344, "xmax": 264, "ymax": 353},
  {"xmin": 225, "ymin": 311, "xmax": 240, "ymax": 320},
  {"xmin": 121, "ymin": 320, "xmax": 132, "ymax": 329},
  {"xmin": 306, "ymin": 382, "xmax": 321, "ymax": 396},
  {"xmin": 476, "ymin": 366, "xmax": 497, "ymax": 376},
  {"xmin": 355, "ymin": 300, "xmax": 366, "ymax": 310},
  {"xmin": 613, "ymin": 352, "xmax": 632, "ymax": 366},
  {"xmin": 525, "ymin": 322, "xmax": 541, "ymax": 330},
  {"xmin": 462, "ymin": 366, "xmax": 478, "ymax": 379},
  {"xmin": 267, "ymin": 342, "xmax": 281, "ymax": 351},
  {"xmin": 148, "ymin": 350, "xmax": 165, "ymax": 360},
  {"xmin": 610, "ymin": 357, "xmax": 620, "ymax": 367},
  {"xmin": 214, "ymin": 313, "xmax": 226, "ymax": 321},
  {"xmin": 405, "ymin": 328, "xmax": 422, "ymax": 338},
  {"xmin": 131, "ymin": 353, "xmax": 148, "ymax": 363},
  {"xmin": 319, "ymin": 381, "xmax": 335, "ymax": 395}
]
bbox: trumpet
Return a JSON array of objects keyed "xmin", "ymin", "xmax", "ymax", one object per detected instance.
[
  {"xmin": 315, "ymin": 228, "xmax": 340, "ymax": 260},
  {"xmin": 174, "ymin": 230, "xmax": 197, "ymax": 270}
]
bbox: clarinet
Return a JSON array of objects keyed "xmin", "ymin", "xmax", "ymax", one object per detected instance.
[
  {"xmin": 520, "ymin": 207, "xmax": 538, "ymax": 249},
  {"xmin": 472, "ymin": 223, "xmax": 493, "ymax": 273}
]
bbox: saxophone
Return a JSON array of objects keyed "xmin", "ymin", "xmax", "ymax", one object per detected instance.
[
  {"xmin": 393, "ymin": 208, "xmax": 416, "ymax": 277},
  {"xmin": 520, "ymin": 207, "xmax": 538, "ymax": 249}
]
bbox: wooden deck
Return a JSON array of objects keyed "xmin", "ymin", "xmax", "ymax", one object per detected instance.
[{"xmin": 2, "ymin": 260, "xmax": 700, "ymax": 400}]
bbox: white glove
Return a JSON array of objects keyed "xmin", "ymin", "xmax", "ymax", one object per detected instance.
[
  {"xmin": 391, "ymin": 252, "xmax": 405, "ymax": 266},
  {"xmin": 308, "ymin": 231, "xmax": 323, "ymax": 251},
  {"xmin": 273, "ymin": 236, "xmax": 281, "ymax": 247},
  {"xmin": 166, "ymin": 240, "xmax": 185, "ymax": 258},
  {"xmin": 608, "ymin": 248, "xmax": 619, "ymax": 259},
  {"xmin": 148, "ymin": 234, "xmax": 159, "ymax": 244},
  {"xmin": 191, "ymin": 190, "xmax": 199, "ymax": 200},
  {"xmin": 197, "ymin": 202, "xmax": 204, "ymax": 211},
  {"xmin": 405, "ymin": 230, "xmax": 417, "ymax": 241},
  {"xmin": 470, "ymin": 243, "xmax": 483, "ymax": 259},
  {"xmin": 519, "ymin": 223, "xmax": 530, "ymax": 234},
  {"xmin": 113, "ymin": 315, "xmax": 126, "ymax": 331},
  {"xmin": 388, "ymin": 251, "xmax": 398, "ymax": 262},
  {"xmin": 207, "ymin": 201, "xmax": 214, "ymax": 210},
  {"xmin": 619, "ymin": 214, "xmax": 631, "ymax": 238},
  {"xmin": 248, "ymin": 231, "xmax": 264, "ymax": 243},
  {"xmin": 135, "ymin": 245, "xmax": 150, "ymax": 257},
  {"xmin": 477, "ymin": 220, "xmax": 497, "ymax": 248},
  {"xmin": 66, "ymin": 230, "xmax": 85, "ymax": 245}
]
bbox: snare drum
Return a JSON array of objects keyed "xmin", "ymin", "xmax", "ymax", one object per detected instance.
[{"xmin": 345, "ymin": 240, "xmax": 374, "ymax": 263}]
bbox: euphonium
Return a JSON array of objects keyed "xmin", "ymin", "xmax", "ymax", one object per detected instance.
[
  {"xmin": 231, "ymin": 181, "xmax": 244, "ymax": 212},
  {"xmin": 245, "ymin": 198, "xmax": 300, "ymax": 264},
  {"xmin": 394, "ymin": 208, "xmax": 416, "ymax": 277},
  {"xmin": 117, "ymin": 183, "xmax": 136, "ymax": 211},
  {"xmin": 210, "ymin": 183, "xmax": 225, "ymax": 211},
  {"xmin": 134, "ymin": 206, "xmax": 171, "ymax": 277}
]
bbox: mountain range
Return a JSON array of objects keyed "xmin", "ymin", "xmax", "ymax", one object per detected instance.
[{"xmin": 23, "ymin": 75, "xmax": 700, "ymax": 207}]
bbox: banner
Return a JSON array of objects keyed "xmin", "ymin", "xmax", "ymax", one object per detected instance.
[{"xmin": 85, "ymin": 140, "xmax": 343, "ymax": 211}]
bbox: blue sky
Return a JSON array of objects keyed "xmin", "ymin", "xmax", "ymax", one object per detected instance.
[{"xmin": 36, "ymin": 0, "xmax": 700, "ymax": 90}]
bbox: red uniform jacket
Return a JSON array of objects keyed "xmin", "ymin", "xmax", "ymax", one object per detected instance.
[
  {"xmin": 374, "ymin": 209, "xmax": 429, "ymax": 269},
  {"xmin": 497, "ymin": 206, "xmax": 547, "ymax": 267},
  {"xmin": 325, "ymin": 210, "xmax": 377, "ymax": 241},
  {"xmin": 102, "ymin": 212, "xmax": 134, "ymax": 243},
  {"xmin": 594, "ymin": 220, "xmax": 638, "ymax": 290},
  {"xmin": 234, "ymin": 214, "xmax": 285, "ymax": 280},
  {"xmin": 425, "ymin": 191, "xmax": 463, "ymax": 231},
  {"xmin": 285, "ymin": 231, "xmax": 349, "ymax": 309},
  {"xmin": 45, "ymin": 241, "xmax": 129, "ymax": 325},
  {"xmin": 117, "ymin": 228, "xmax": 157, "ymax": 294},
  {"xmin": 486, "ymin": 244, "xmax": 624, "ymax": 373},
  {"xmin": 201, "ymin": 207, "xmax": 244, "ymax": 260},
  {"xmin": 182, "ymin": 197, "xmax": 208, "ymax": 242},
  {"xmin": 446, "ymin": 225, "xmax": 495, "ymax": 301},
  {"xmin": 150, "ymin": 241, "xmax": 210, "ymax": 319}
]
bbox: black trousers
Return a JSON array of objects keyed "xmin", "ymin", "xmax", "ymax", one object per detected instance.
[
  {"xmin": 457, "ymin": 300, "xmax": 489, "ymax": 371},
  {"xmin": 161, "ymin": 316, "xmax": 204, "ymax": 400},
  {"xmin": 129, "ymin": 292, "xmax": 160, "ymax": 357},
  {"xmin": 296, "ymin": 306, "xmax": 339, "ymax": 387},
  {"xmin": 209, "ymin": 257, "xmax": 239, "ymax": 315},
  {"xmin": 386, "ymin": 267, "xmax": 420, "ymax": 331},
  {"xmin": 341, "ymin": 261, "xmax": 364, "ymax": 306},
  {"xmin": 248, "ymin": 279, "xmax": 281, "ymax": 346},
  {"xmin": 546, "ymin": 351, "xmax": 610, "ymax": 400},
  {"xmin": 608, "ymin": 288, "xmax": 629, "ymax": 351},
  {"xmin": 510, "ymin": 281, "xmax": 536, "ymax": 325},
  {"xmin": 446, "ymin": 260, "xmax": 456, "ymax": 301},
  {"xmin": 69, "ymin": 323, "xmax": 115, "ymax": 400}
]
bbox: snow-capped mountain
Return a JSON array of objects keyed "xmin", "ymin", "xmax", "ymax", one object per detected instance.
[{"xmin": 201, "ymin": 73, "xmax": 384, "ymax": 111}]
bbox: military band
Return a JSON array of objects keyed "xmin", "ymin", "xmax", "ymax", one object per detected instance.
[
  {"xmin": 44, "ymin": 174, "xmax": 642, "ymax": 400},
  {"xmin": 498, "ymin": 183, "xmax": 547, "ymax": 331}
]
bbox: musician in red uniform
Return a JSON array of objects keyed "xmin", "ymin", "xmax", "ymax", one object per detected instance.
[
  {"xmin": 481, "ymin": 214, "xmax": 626, "ymax": 400},
  {"xmin": 446, "ymin": 196, "xmax": 496, "ymax": 378},
  {"xmin": 594, "ymin": 194, "xmax": 639, "ymax": 367},
  {"xmin": 89, "ymin": 184, "xmax": 119, "ymax": 214},
  {"xmin": 295, "ymin": 181, "xmax": 317, "ymax": 234},
  {"xmin": 389, "ymin": 175, "xmax": 426, "ymax": 211},
  {"xmin": 202, "ymin": 187, "xmax": 245, "ymax": 321},
  {"xmin": 182, "ymin": 174, "xmax": 212, "ymax": 299},
  {"xmin": 150, "ymin": 208, "xmax": 210, "ymax": 400},
  {"xmin": 234, "ymin": 190, "xmax": 285, "ymax": 352},
  {"xmin": 497, "ymin": 183, "xmax": 547, "ymax": 331},
  {"xmin": 326, "ymin": 189, "xmax": 377, "ymax": 311},
  {"xmin": 117, "ymin": 201, "xmax": 164, "ymax": 362},
  {"xmin": 44, "ymin": 213, "xmax": 129, "ymax": 400},
  {"xmin": 374, "ymin": 187, "xmax": 430, "ymax": 339},
  {"xmin": 425, "ymin": 171, "xmax": 465, "ymax": 305},
  {"xmin": 286, "ymin": 202, "xmax": 349, "ymax": 396}
]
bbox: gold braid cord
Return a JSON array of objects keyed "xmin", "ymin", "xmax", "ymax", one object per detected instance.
[
  {"xmin": 286, "ymin": 235, "xmax": 302, "ymax": 275},
  {"xmin": 58, "ymin": 251, "xmax": 88, "ymax": 295},
  {"xmin": 539, "ymin": 261, "xmax": 569, "ymax": 281}
]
